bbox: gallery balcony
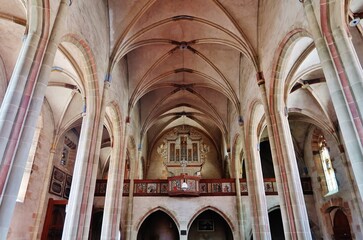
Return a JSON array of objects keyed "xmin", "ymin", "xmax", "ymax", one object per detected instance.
[{"xmin": 94, "ymin": 177, "xmax": 313, "ymax": 197}]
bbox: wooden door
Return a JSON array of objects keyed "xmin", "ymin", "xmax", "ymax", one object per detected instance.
[
  {"xmin": 333, "ymin": 209, "xmax": 352, "ymax": 240},
  {"xmin": 41, "ymin": 198, "xmax": 67, "ymax": 240}
]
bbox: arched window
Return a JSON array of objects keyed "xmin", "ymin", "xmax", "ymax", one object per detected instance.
[{"xmin": 318, "ymin": 135, "xmax": 338, "ymax": 196}]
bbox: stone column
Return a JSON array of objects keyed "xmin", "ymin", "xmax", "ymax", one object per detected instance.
[
  {"xmin": 303, "ymin": 0, "xmax": 363, "ymax": 218},
  {"xmin": 0, "ymin": 1, "xmax": 69, "ymax": 238},
  {"xmin": 332, "ymin": 26, "xmax": 363, "ymax": 119},
  {"xmin": 243, "ymin": 122, "xmax": 271, "ymax": 240},
  {"xmin": 0, "ymin": 0, "xmax": 50, "ymax": 202},
  {"xmin": 257, "ymin": 73, "xmax": 312, "ymax": 239},
  {"xmin": 126, "ymin": 130, "xmax": 136, "ymax": 240},
  {"xmin": 179, "ymin": 221, "xmax": 188, "ymax": 240},
  {"xmin": 62, "ymin": 109, "xmax": 95, "ymax": 239},
  {"xmin": 101, "ymin": 118, "xmax": 129, "ymax": 239},
  {"xmin": 234, "ymin": 122, "xmax": 248, "ymax": 239},
  {"xmin": 62, "ymin": 79, "xmax": 109, "ymax": 239}
]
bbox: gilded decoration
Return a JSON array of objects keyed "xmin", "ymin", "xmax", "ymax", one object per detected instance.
[{"xmin": 157, "ymin": 126, "xmax": 210, "ymax": 176}]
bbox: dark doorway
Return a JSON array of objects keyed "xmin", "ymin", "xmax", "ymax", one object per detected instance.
[
  {"xmin": 137, "ymin": 210, "xmax": 179, "ymax": 240},
  {"xmin": 268, "ymin": 208, "xmax": 285, "ymax": 240},
  {"xmin": 260, "ymin": 140, "xmax": 275, "ymax": 178},
  {"xmin": 188, "ymin": 210, "xmax": 233, "ymax": 240},
  {"xmin": 333, "ymin": 209, "xmax": 352, "ymax": 240},
  {"xmin": 90, "ymin": 210, "xmax": 103, "ymax": 240}
]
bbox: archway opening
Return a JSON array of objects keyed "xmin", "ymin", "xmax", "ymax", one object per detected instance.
[
  {"xmin": 137, "ymin": 210, "xmax": 179, "ymax": 240},
  {"xmin": 188, "ymin": 210, "xmax": 233, "ymax": 240},
  {"xmin": 259, "ymin": 128, "xmax": 275, "ymax": 178},
  {"xmin": 268, "ymin": 208, "xmax": 284, "ymax": 240},
  {"xmin": 90, "ymin": 211, "xmax": 103, "ymax": 240}
]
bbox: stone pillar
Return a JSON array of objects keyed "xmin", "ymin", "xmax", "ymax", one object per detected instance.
[
  {"xmin": 179, "ymin": 221, "xmax": 188, "ymax": 240},
  {"xmin": 235, "ymin": 121, "xmax": 247, "ymax": 239},
  {"xmin": 126, "ymin": 129, "xmax": 136, "ymax": 240},
  {"xmin": 332, "ymin": 26, "xmax": 363, "ymax": 119},
  {"xmin": 243, "ymin": 122, "xmax": 271, "ymax": 240},
  {"xmin": 62, "ymin": 109, "xmax": 95, "ymax": 239},
  {"xmin": 101, "ymin": 118, "xmax": 129, "ymax": 239},
  {"xmin": 0, "ymin": 0, "xmax": 50, "ymax": 202},
  {"xmin": 0, "ymin": 1, "xmax": 69, "ymax": 238},
  {"xmin": 257, "ymin": 73, "xmax": 312, "ymax": 239},
  {"xmin": 303, "ymin": 0, "xmax": 363, "ymax": 218},
  {"xmin": 62, "ymin": 79, "xmax": 109, "ymax": 239}
]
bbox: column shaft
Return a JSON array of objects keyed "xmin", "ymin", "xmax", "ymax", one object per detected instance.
[
  {"xmin": 62, "ymin": 81, "xmax": 108, "ymax": 239},
  {"xmin": 126, "ymin": 138, "xmax": 136, "ymax": 240},
  {"xmin": 243, "ymin": 123, "xmax": 271, "ymax": 240},
  {"xmin": 234, "ymin": 132, "xmax": 246, "ymax": 240},
  {"xmin": 259, "ymin": 77, "xmax": 311, "ymax": 239},
  {"xmin": 0, "ymin": 1, "xmax": 49, "ymax": 201},
  {"xmin": 332, "ymin": 26, "xmax": 363, "ymax": 119},
  {"xmin": 101, "ymin": 120, "xmax": 129, "ymax": 239},
  {"xmin": 303, "ymin": 0, "xmax": 363, "ymax": 218},
  {"xmin": 237, "ymin": 124, "xmax": 250, "ymax": 239},
  {"xmin": 0, "ymin": 1, "xmax": 67, "ymax": 238}
]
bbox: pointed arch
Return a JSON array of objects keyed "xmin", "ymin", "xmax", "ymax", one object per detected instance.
[
  {"xmin": 187, "ymin": 206, "xmax": 235, "ymax": 232},
  {"xmin": 61, "ymin": 34, "xmax": 101, "ymax": 115},
  {"xmin": 135, "ymin": 207, "xmax": 180, "ymax": 232},
  {"xmin": 269, "ymin": 28, "xmax": 312, "ymax": 113}
]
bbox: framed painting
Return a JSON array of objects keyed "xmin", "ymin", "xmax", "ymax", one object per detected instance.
[{"xmin": 49, "ymin": 167, "xmax": 65, "ymax": 197}]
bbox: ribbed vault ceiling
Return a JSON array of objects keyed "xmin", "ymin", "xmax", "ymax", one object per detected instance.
[
  {"xmin": 108, "ymin": 0, "xmax": 259, "ymax": 147},
  {"xmin": 1, "ymin": 0, "xmax": 362, "ymax": 158}
]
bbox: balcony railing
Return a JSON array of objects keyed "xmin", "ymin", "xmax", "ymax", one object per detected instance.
[{"xmin": 94, "ymin": 177, "xmax": 313, "ymax": 197}]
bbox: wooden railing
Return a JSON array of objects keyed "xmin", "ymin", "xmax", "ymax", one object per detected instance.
[{"xmin": 94, "ymin": 177, "xmax": 313, "ymax": 197}]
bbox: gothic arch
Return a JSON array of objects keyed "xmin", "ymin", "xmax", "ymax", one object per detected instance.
[
  {"xmin": 187, "ymin": 206, "xmax": 235, "ymax": 233},
  {"xmin": 269, "ymin": 28, "xmax": 312, "ymax": 113},
  {"xmin": 321, "ymin": 197, "xmax": 354, "ymax": 238},
  {"xmin": 135, "ymin": 207, "xmax": 180, "ymax": 232},
  {"xmin": 61, "ymin": 34, "xmax": 101, "ymax": 115}
]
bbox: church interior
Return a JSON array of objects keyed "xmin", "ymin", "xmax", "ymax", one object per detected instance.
[{"xmin": 0, "ymin": 0, "xmax": 363, "ymax": 239}]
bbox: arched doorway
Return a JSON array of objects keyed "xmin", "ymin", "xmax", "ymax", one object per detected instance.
[
  {"xmin": 268, "ymin": 208, "xmax": 284, "ymax": 240},
  {"xmin": 188, "ymin": 210, "xmax": 233, "ymax": 240},
  {"xmin": 137, "ymin": 210, "xmax": 179, "ymax": 240},
  {"xmin": 89, "ymin": 210, "xmax": 103, "ymax": 240},
  {"xmin": 333, "ymin": 209, "xmax": 352, "ymax": 240}
]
